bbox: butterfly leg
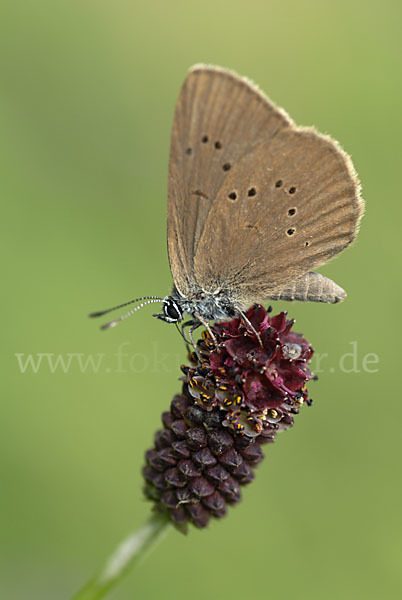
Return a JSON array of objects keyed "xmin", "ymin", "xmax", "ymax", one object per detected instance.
[
  {"xmin": 181, "ymin": 315, "xmax": 219, "ymax": 357},
  {"xmin": 181, "ymin": 318, "xmax": 214, "ymax": 360},
  {"xmin": 179, "ymin": 319, "xmax": 196, "ymax": 346},
  {"xmin": 193, "ymin": 313, "xmax": 218, "ymax": 348},
  {"xmin": 188, "ymin": 320, "xmax": 202, "ymax": 355},
  {"xmin": 179, "ymin": 319, "xmax": 203, "ymax": 359},
  {"xmin": 238, "ymin": 310, "xmax": 263, "ymax": 347},
  {"xmin": 177, "ymin": 319, "xmax": 199, "ymax": 358}
]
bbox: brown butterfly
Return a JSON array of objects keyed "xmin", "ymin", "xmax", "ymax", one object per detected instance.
[{"xmin": 91, "ymin": 65, "xmax": 364, "ymax": 339}]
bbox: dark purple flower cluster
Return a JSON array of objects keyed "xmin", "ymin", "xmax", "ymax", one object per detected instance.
[{"xmin": 143, "ymin": 305, "xmax": 314, "ymax": 531}]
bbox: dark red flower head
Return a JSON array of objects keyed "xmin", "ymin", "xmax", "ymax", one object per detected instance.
[{"xmin": 143, "ymin": 305, "xmax": 314, "ymax": 531}]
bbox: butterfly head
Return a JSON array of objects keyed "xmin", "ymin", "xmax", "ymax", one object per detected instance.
[{"xmin": 153, "ymin": 296, "xmax": 184, "ymax": 324}]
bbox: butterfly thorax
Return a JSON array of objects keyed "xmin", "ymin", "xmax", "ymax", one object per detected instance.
[{"xmin": 171, "ymin": 286, "xmax": 239, "ymax": 322}]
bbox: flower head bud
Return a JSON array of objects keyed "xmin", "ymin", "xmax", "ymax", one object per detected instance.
[{"xmin": 143, "ymin": 305, "xmax": 314, "ymax": 531}]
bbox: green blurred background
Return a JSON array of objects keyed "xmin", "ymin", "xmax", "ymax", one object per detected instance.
[{"xmin": 1, "ymin": 1, "xmax": 401, "ymax": 598}]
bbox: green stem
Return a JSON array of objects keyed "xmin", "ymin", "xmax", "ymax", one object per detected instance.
[{"xmin": 71, "ymin": 513, "xmax": 171, "ymax": 600}]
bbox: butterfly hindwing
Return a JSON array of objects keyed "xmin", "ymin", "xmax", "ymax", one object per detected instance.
[{"xmin": 194, "ymin": 126, "xmax": 363, "ymax": 299}]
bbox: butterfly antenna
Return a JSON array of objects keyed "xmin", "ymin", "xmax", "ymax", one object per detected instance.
[
  {"xmin": 89, "ymin": 296, "xmax": 163, "ymax": 319},
  {"xmin": 97, "ymin": 298, "xmax": 163, "ymax": 330}
]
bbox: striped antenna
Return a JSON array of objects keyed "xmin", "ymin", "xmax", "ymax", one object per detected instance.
[
  {"xmin": 89, "ymin": 296, "xmax": 163, "ymax": 318},
  {"xmin": 99, "ymin": 298, "xmax": 163, "ymax": 330}
]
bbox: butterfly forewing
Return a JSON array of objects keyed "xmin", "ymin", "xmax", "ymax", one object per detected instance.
[{"xmin": 167, "ymin": 65, "xmax": 292, "ymax": 297}]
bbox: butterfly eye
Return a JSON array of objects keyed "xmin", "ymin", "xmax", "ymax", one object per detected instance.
[
  {"xmin": 287, "ymin": 228, "xmax": 296, "ymax": 236},
  {"xmin": 162, "ymin": 298, "xmax": 183, "ymax": 322}
]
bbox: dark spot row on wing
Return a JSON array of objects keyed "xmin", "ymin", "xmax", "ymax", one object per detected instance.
[
  {"xmin": 186, "ymin": 136, "xmax": 229, "ymax": 171},
  {"xmin": 275, "ymin": 179, "xmax": 297, "ymax": 195},
  {"xmin": 186, "ymin": 135, "xmax": 222, "ymax": 155},
  {"xmin": 186, "ymin": 140, "xmax": 309, "ymax": 245},
  {"xmin": 201, "ymin": 135, "xmax": 222, "ymax": 149},
  {"xmin": 227, "ymin": 187, "xmax": 257, "ymax": 201}
]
